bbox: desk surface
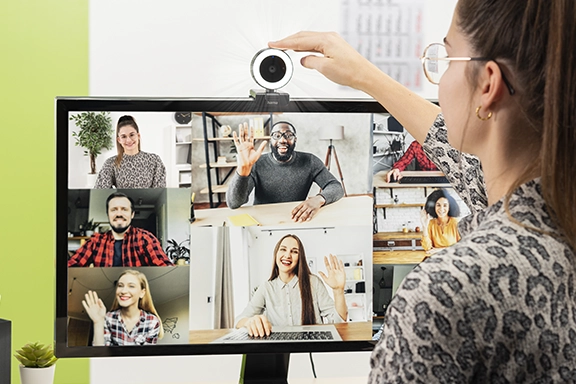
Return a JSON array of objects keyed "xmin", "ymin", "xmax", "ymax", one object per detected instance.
[
  {"xmin": 192, "ymin": 196, "xmax": 373, "ymax": 228},
  {"xmin": 189, "ymin": 321, "xmax": 372, "ymax": 344}
]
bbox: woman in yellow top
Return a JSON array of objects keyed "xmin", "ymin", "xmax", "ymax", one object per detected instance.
[{"xmin": 420, "ymin": 189, "xmax": 460, "ymax": 255}]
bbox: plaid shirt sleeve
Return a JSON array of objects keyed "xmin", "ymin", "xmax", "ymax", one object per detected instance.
[
  {"xmin": 68, "ymin": 233, "xmax": 114, "ymax": 267},
  {"xmin": 123, "ymin": 227, "xmax": 173, "ymax": 267},
  {"xmin": 392, "ymin": 141, "xmax": 438, "ymax": 171}
]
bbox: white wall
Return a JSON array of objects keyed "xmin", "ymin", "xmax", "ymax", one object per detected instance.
[
  {"xmin": 156, "ymin": 295, "xmax": 190, "ymax": 345},
  {"xmin": 89, "ymin": 0, "xmax": 457, "ymax": 382},
  {"xmin": 69, "ymin": 111, "xmax": 174, "ymax": 188},
  {"xmin": 89, "ymin": 0, "xmax": 457, "ymax": 100}
]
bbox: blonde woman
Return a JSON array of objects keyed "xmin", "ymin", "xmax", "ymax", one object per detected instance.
[{"xmin": 82, "ymin": 270, "xmax": 163, "ymax": 346}]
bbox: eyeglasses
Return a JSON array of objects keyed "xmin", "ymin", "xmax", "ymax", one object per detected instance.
[
  {"xmin": 118, "ymin": 132, "xmax": 138, "ymax": 142},
  {"xmin": 270, "ymin": 131, "xmax": 296, "ymax": 141},
  {"xmin": 420, "ymin": 43, "xmax": 515, "ymax": 95}
]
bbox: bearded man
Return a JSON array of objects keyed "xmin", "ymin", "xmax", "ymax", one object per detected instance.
[
  {"xmin": 68, "ymin": 192, "xmax": 172, "ymax": 267},
  {"xmin": 226, "ymin": 121, "xmax": 344, "ymax": 222}
]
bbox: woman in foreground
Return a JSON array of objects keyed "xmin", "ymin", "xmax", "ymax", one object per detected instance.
[{"xmin": 271, "ymin": 0, "xmax": 576, "ymax": 381}]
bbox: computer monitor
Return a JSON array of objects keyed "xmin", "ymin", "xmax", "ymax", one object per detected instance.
[{"xmin": 56, "ymin": 97, "xmax": 387, "ymax": 382}]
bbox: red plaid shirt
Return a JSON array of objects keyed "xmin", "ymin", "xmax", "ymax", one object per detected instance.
[
  {"xmin": 104, "ymin": 309, "xmax": 160, "ymax": 346},
  {"xmin": 68, "ymin": 226, "xmax": 173, "ymax": 267},
  {"xmin": 393, "ymin": 140, "xmax": 438, "ymax": 171}
]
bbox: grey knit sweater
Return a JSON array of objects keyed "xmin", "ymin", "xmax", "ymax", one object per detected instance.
[
  {"xmin": 226, "ymin": 151, "xmax": 344, "ymax": 208},
  {"xmin": 368, "ymin": 114, "xmax": 576, "ymax": 383}
]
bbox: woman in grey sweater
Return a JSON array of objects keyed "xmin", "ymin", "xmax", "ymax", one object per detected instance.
[{"xmin": 96, "ymin": 115, "xmax": 166, "ymax": 189}]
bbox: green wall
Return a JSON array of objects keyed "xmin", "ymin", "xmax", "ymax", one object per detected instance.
[{"xmin": 0, "ymin": 0, "xmax": 89, "ymax": 383}]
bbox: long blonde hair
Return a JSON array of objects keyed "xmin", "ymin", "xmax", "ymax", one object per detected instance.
[{"xmin": 110, "ymin": 269, "xmax": 164, "ymax": 339}]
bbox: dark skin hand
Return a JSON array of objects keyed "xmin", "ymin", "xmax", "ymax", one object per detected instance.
[{"xmin": 291, "ymin": 195, "xmax": 326, "ymax": 222}]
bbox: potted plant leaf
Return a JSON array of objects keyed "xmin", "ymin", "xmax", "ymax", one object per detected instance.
[
  {"xmin": 80, "ymin": 218, "xmax": 98, "ymax": 237},
  {"xmin": 14, "ymin": 341, "xmax": 58, "ymax": 384},
  {"xmin": 70, "ymin": 111, "xmax": 114, "ymax": 186},
  {"xmin": 165, "ymin": 238, "xmax": 190, "ymax": 265}
]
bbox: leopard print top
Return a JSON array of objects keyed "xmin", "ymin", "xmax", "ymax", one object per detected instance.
[
  {"xmin": 95, "ymin": 151, "xmax": 166, "ymax": 189},
  {"xmin": 368, "ymin": 114, "xmax": 576, "ymax": 383}
]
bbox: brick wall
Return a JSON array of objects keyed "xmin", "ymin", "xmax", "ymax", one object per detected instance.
[{"xmin": 375, "ymin": 186, "xmax": 471, "ymax": 233}]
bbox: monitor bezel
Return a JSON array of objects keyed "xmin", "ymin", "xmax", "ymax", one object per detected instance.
[{"xmin": 56, "ymin": 96, "xmax": 387, "ymax": 358}]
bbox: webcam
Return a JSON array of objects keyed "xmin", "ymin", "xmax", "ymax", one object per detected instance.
[
  {"xmin": 250, "ymin": 48, "xmax": 293, "ymax": 90},
  {"xmin": 250, "ymin": 48, "xmax": 292, "ymax": 107}
]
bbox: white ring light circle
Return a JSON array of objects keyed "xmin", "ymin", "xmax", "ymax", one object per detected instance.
[{"xmin": 250, "ymin": 48, "xmax": 294, "ymax": 90}]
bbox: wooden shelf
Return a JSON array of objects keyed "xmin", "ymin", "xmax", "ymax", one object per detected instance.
[
  {"xmin": 373, "ymin": 231, "xmax": 422, "ymax": 241},
  {"xmin": 373, "ymin": 250, "xmax": 426, "ymax": 264}
]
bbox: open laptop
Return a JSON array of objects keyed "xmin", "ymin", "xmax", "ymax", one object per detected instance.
[
  {"xmin": 212, "ymin": 325, "xmax": 343, "ymax": 343},
  {"xmin": 395, "ymin": 171, "xmax": 449, "ymax": 185}
]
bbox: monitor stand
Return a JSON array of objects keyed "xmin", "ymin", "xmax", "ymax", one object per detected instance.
[{"xmin": 239, "ymin": 353, "xmax": 290, "ymax": 384}]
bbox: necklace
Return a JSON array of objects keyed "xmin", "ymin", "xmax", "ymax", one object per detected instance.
[{"xmin": 437, "ymin": 218, "xmax": 450, "ymax": 234}]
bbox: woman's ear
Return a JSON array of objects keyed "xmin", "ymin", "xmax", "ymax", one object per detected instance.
[{"xmin": 479, "ymin": 61, "xmax": 507, "ymax": 110}]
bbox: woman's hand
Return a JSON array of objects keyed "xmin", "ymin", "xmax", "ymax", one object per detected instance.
[
  {"xmin": 82, "ymin": 290, "xmax": 107, "ymax": 325},
  {"xmin": 243, "ymin": 315, "xmax": 272, "ymax": 337},
  {"xmin": 420, "ymin": 209, "xmax": 431, "ymax": 233},
  {"xmin": 319, "ymin": 254, "xmax": 346, "ymax": 292},
  {"xmin": 269, "ymin": 32, "xmax": 377, "ymax": 91},
  {"xmin": 386, "ymin": 168, "xmax": 401, "ymax": 183},
  {"xmin": 232, "ymin": 122, "xmax": 268, "ymax": 176}
]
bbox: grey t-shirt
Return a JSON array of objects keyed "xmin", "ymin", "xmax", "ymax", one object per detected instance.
[{"xmin": 226, "ymin": 151, "xmax": 344, "ymax": 209}]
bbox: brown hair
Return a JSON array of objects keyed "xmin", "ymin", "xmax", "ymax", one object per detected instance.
[
  {"xmin": 114, "ymin": 115, "xmax": 141, "ymax": 168},
  {"xmin": 110, "ymin": 269, "xmax": 164, "ymax": 339},
  {"xmin": 269, "ymin": 234, "xmax": 316, "ymax": 325},
  {"xmin": 456, "ymin": 0, "xmax": 576, "ymax": 250}
]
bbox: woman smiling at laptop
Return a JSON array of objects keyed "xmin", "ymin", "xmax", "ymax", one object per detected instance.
[{"xmin": 235, "ymin": 234, "xmax": 347, "ymax": 337}]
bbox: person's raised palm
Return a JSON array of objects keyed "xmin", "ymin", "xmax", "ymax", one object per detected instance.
[
  {"xmin": 420, "ymin": 209, "xmax": 431, "ymax": 232},
  {"xmin": 319, "ymin": 254, "xmax": 346, "ymax": 291},
  {"xmin": 233, "ymin": 122, "xmax": 267, "ymax": 176},
  {"xmin": 82, "ymin": 290, "xmax": 107, "ymax": 324}
]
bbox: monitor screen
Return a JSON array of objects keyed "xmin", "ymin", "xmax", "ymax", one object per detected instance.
[{"xmin": 56, "ymin": 97, "xmax": 388, "ymax": 363}]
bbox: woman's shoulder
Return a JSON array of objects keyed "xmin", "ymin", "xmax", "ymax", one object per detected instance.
[
  {"xmin": 138, "ymin": 151, "xmax": 164, "ymax": 164},
  {"xmin": 102, "ymin": 156, "xmax": 117, "ymax": 166},
  {"xmin": 140, "ymin": 309, "xmax": 158, "ymax": 319},
  {"xmin": 105, "ymin": 309, "xmax": 121, "ymax": 319},
  {"xmin": 309, "ymin": 274, "xmax": 326, "ymax": 287}
]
